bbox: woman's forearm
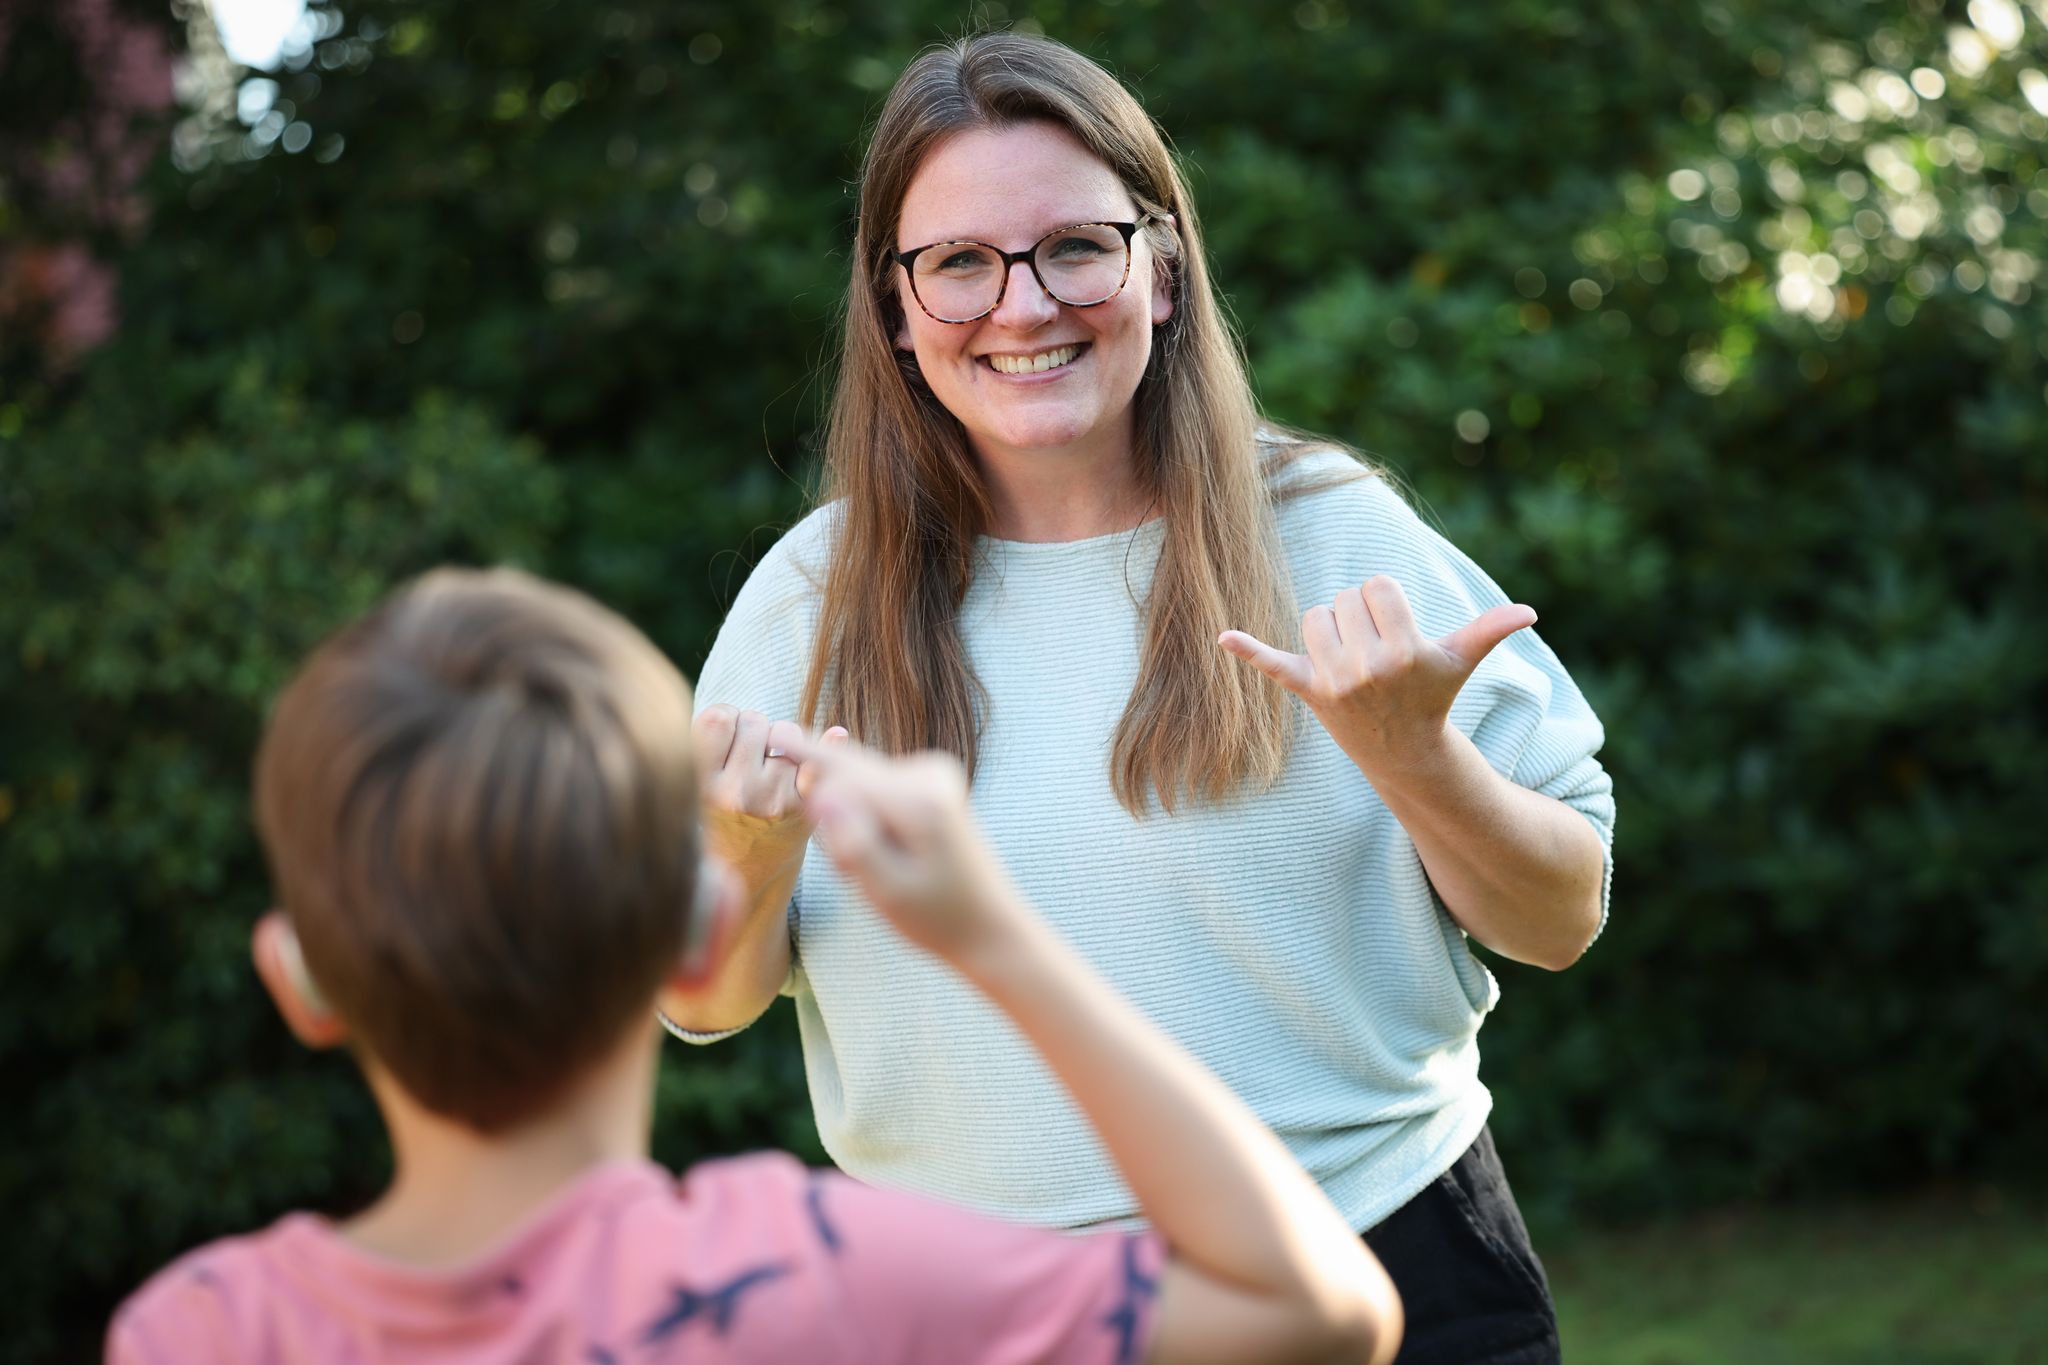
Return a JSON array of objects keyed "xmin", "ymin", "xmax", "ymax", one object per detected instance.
[
  {"xmin": 1217, "ymin": 580, "xmax": 1605, "ymax": 970},
  {"xmin": 670, "ymin": 863, "xmax": 796, "ymax": 1031},
  {"xmin": 1358, "ymin": 725, "xmax": 1605, "ymax": 970}
]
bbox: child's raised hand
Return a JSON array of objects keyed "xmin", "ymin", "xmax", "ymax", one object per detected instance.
[{"xmin": 798, "ymin": 743, "xmax": 1019, "ymax": 965}]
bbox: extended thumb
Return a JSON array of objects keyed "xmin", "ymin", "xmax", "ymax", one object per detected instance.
[{"xmin": 1442, "ymin": 604, "xmax": 1538, "ymax": 668}]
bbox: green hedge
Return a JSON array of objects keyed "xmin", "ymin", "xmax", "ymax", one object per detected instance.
[{"xmin": 3, "ymin": 1, "xmax": 2044, "ymax": 1356}]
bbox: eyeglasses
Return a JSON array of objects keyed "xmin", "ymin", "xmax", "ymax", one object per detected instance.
[{"xmin": 893, "ymin": 219, "xmax": 1148, "ymax": 324}]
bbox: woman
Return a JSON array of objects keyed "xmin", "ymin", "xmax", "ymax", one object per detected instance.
[{"xmin": 669, "ymin": 32, "xmax": 1612, "ymax": 1365}]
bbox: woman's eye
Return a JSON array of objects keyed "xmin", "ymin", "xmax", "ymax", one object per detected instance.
[
  {"xmin": 1046, "ymin": 238, "xmax": 1107, "ymax": 260},
  {"xmin": 935, "ymin": 249, "xmax": 992, "ymax": 273}
]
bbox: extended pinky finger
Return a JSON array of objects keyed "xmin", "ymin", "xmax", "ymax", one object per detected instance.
[{"xmin": 1217, "ymin": 631, "xmax": 1314, "ymax": 694}]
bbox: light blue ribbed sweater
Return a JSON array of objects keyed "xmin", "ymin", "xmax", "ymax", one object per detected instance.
[{"xmin": 683, "ymin": 450, "xmax": 1615, "ymax": 1233}]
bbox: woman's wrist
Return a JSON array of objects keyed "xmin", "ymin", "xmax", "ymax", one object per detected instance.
[
  {"xmin": 1339, "ymin": 716, "xmax": 1460, "ymax": 794},
  {"xmin": 708, "ymin": 810, "xmax": 809, "ymax": 878}
]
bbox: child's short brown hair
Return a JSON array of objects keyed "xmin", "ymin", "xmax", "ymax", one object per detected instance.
[{"xmin": 253, "ymin": 568, "xmax": 700, "ymax": 1132}]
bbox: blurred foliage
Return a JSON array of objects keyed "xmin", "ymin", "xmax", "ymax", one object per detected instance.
[{"xmin": 3, "ymin": 0, "xmax": 2046, "ymax": 1357}]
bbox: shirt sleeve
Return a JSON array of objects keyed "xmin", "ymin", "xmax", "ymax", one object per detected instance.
[
  {"xmin": 656, "ymin": 1006, "xmax": 747, "ymax": 1045},
  {"xmin": 806, "ymin": 1172, "xmax": 1167, "ymax": 1365},
  {"xmin": 1341, "ymin": 474, "xmax": 1618, "ymax": 937}
]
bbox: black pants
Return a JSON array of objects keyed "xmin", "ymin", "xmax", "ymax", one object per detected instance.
[{"xmin": 1362, "ymin": 1126, "xmax": 1560, "ymax": 1365}]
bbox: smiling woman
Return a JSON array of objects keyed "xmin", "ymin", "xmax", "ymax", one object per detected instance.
[{"xmin": 668, "ymin": 30, "xmax": 1615, "ymax": 1365}]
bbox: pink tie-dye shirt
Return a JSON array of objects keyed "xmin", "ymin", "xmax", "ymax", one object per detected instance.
[{"xmin": 107, "ymin": 1153, "xmax": 1164, "ymax": 1365}]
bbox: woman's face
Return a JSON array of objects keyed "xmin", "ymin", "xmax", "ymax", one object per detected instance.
[{"xmin": 891, "ymin": 121, "xmax": 1172, "ymax": 470}]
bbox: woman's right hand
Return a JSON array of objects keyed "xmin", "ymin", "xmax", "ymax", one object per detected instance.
[
  {"xmin": 692, "ymin": 706, "xmax": 847, "ymax": 892},
  {"xmin": 663, "ymin": 709, "xmax": 849, "ymax": 1034}
]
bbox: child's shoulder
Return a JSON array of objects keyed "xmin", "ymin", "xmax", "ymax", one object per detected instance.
[
  {"xmin": 666, "ymin": 1150, "xmax": 844, "ymax": 1260},
  {"xmin": 105, "ymin": 1160, "xmax": 835, "ymax": 1364},
  {"xmin": 672, "ymin": 1148, "xmax": 818, "ymax": 1217},
  {"xmin": 107, "ymin": 1214, "xmax": 318, "ymax": 1363}
]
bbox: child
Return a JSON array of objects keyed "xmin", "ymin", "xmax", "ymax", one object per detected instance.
[{"xmin": 108, "ymin": 568, "xmax": 1399, "ymax": 1365}]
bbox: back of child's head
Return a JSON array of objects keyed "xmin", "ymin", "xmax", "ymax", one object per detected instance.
[{"xmin": 253, "ymin": 567, "xmax": 701, "ymax": 1132}]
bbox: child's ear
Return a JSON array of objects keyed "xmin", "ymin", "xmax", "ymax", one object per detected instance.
[
  {"xmin": 251, "ymin": 911, "xmax": 349, "ymax": 1049},
  {"xmin": 657, "ymin": 858, "xmax": 745, "ymax": 1001}
]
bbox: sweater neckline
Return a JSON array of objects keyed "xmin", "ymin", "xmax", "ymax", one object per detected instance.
[{"xmin": 975, "ymin": 516, "xmax": 1166, "ymax": 559}]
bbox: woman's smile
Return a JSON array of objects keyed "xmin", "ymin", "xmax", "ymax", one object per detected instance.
[{"xmin": 980, "ymin": 342, "xmax": 1089, "ymax": 377}]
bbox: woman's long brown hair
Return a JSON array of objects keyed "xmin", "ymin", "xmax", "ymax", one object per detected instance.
[{"xmin": 802, "ymin": 31, "xmax": 1358, "ymax": 814}]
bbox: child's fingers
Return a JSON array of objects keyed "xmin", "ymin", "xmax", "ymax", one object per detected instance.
[
  {"xmin": 895, "ymin": 753, "xmax": 970, "ymax": 831},
  {"xmin": 798, "ymin": 736, "xmax": 895, "ymax": 791},
  {"xmin": 811, "ymin": 784, "xmax": 896, "ymax": 885},
  {"xmin": 800, "ymin": 745, "xmax": 971, "ymax": 867},
  {"xmin": 806, "ymin": 751, "xmax": 911, "ymax": 835},
  {"xmin": 794, "ymin": 726, "xmax": 851, "ymax": 801},
  {"xmin": 827, "ymin": 750, "xmax": 954, "ymax": 822}
]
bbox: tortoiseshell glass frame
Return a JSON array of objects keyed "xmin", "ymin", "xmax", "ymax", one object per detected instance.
[{"xmin": 892, "ymin": 219, "xmax": 1147, "ymax": 323}]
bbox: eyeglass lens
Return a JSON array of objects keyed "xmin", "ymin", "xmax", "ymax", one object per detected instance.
[{"xmin": 911, "ymin": 224, "xmax": 1130, "ymax": 321}]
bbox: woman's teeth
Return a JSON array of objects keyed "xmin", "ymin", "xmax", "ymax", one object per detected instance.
[{"xmin": 987, "ymin": 344, "xmax": 1080, "ymax": 375}]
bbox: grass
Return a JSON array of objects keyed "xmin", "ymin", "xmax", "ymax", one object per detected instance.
[{"xmin": 1545, "ymin": 1188, "xmax": 2048, "ymax": 1364}]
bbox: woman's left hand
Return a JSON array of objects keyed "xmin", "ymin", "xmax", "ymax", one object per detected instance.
[{"xmin": 1218, "ymin": 575, "xmax": 1536, "ymax": 779}]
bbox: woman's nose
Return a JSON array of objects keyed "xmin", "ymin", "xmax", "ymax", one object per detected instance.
[{"xmin": 989, "ymin": 259, "xmax": 1059, "ymax": 328}]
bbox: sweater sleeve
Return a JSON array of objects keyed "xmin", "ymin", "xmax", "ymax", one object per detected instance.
[
  {"xmin": 693, "ymin": 507, "xmax": 834, "ymax": 721},
  {"xmin": 1290, "ymin": 466, "xmax": 1617, "ymax": 937}
]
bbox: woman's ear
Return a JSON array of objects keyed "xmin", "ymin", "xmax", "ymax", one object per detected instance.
[
  {"xmin": 251, "ymin": 911, "xmax": 349, "ymax": 1049},
  {"xmin": 1150, "ymin": 214, "xmax": 1178, "ymax": 327}
]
